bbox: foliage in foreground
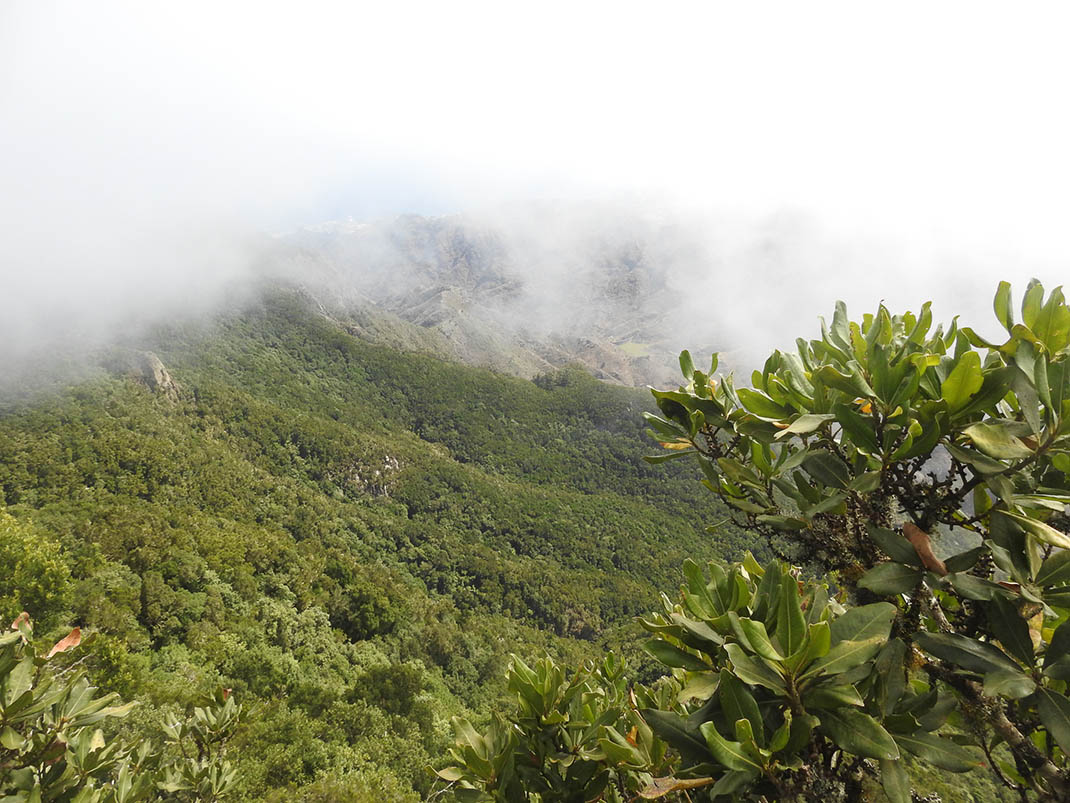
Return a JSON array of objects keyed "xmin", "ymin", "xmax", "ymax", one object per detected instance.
[
  {"xmin": 442, "ymin": 280, "xmax": 1070, "ymax": 801},
  {"xmin": 1, "ymin": 612, "xmax": 239, "ymax": 802}
]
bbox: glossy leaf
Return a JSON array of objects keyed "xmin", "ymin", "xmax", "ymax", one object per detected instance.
[
  {"xmin": 986, "ymin": 596, "xmax": 1034, "ymax": 664},
  {"xmin": 820, "ymin": 709, "xmax": 899, "ymax": 760},
  {"xmin": 915, "ymin": 632, "xmax": 1020, "ymax": 675},
  {"xmin": 643, "ymin": 640, "xmax": 710, "ymax": 672},
  {"xmin": 867, "ymin": 523, "xmax": 922, "ymax": 568},
  {"xmin": 698, "ymin": 722, "xmax": 763, "ymax": 773},
  {"xmin": 1036, "ymin": 687, "xmax": 1070, "ymax": 755},
  {"xmin": 894, "ymin": 732, "xmax": 983, "ymax": 772},
  {"xmin": 858, "ymin": 563, "xmax": 923, "ymax": 596},
  {"xmin": 880, "ymin": 758, "xmax": 912, "ymax": 803},
  {"xmin": 829, "ymin": 602, "xmax": 897, "ymax": 645},
  {"xmin": 804, "ymin": 636, "xmax": 884, "ymax": 679},
  {"xmin": 941, "ymin": 351, "xmax": 983, "ymax": 411}
]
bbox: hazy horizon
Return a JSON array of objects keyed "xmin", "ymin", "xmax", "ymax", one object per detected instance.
[{"xmin": 3, "ymin": 1, "xmax": 1069, "ymax": 378}]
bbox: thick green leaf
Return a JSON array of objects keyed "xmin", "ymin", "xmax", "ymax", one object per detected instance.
[
  {"xmin": 914, "ymin": 632, "xmax": 1020, "ymax": 675},
  {"xmin": 640, "ymin": 709, "xmax": 710, "ymax": 765},
  {"xmin": 962, "ymin": 421, "xmax": 1035, "ymax": 460},
  {"xmin": 867, "ymin": 524, "xmax": 922, "ymax": 568},
  {"xmin": 600, "ymin": 729, "xmax": 645, "ymax": 766},
  {"xmin": 644, "ymin": 640, "xmax": 710, "ymax": 672},
  {"xmin": 994, "ymin": 280, "xmax": 1015, "ymax": 333},
  {"xmin": 723, "ymin": 644, "xmax": 785, "ymax": 693},
  {"xmin": 804, "ymin": 636, "xmax": 884, "ymax": 679},
  {"xmin": 849, "ymin": 471, "xmax": 882, "ymax": 492},
  {"xmin": 1022, "ymin": 280, "xmax": 1045, "ymax": 329},
  {"xmin": 1044, "ymin": 657, "xmax": 1070, "ymax": 681},
  {"xmin": 777, "ymin": 570, "xmax": 807, "ymax": 655},
  {"xmin": 988, "ymin": 516, "xmax": 1036, "ymax": 581},
  {"xmin": 1047, "ymin": 621, "xmax": 1070, "ymax": 667},
  {"xmin": 707, "ymin": 770, "xmax": 758, "ymax": 797},
  {"xmin": 833, "ymin": 403, "xmax": 880, "ymax": 453},
  {"xmin": 814, "ymin": 364, "xmax": 875, "ymax": 399},
  {"xmin": 679, "ymin": 350, "xmax": 696, "ymax": 381},
  {"xmin": 941, "ymin": 351, "xmax": 983, "ymax": 411},
  {"xmin": 670, "ymin": 613, "xmax": 725, "ymax": 653},
  {"xmin": 768, "ymin": 712, "xmax": 793, "ymax": 753},
  {"xmin": 1035, "ymin": 687, "xmax": 1070, "ymax": 755},
  {"xmin": 789, "ymin": 621, "xmax": 831, "ymax": 672},
  {"xmin": 1002, "ymin": 511, "xmax": 1070, "ymax": 551},
  {"xmin": 698, "ymin": 722, "xmax": 763, "ymax": 772},
  {"xmin": 946, "ymin": 443, "xmax": 1008, "ymax": 475},
  {"xmin": 986, "ymin": 596, "xmax": 1034, "ymax": 664},
  {"xmin": 678, "ymin": 672, "xmax": 720, "ymax": 703},
  {"xmin": 894, "ymin": 732, "xmax": 983, "ymax": 772},
  {"xmin": 948, "ymin": 572, "xmax": 1008, "ymax": 602},
  {"xmin": 858, "ymin": 563, "xmax": 922, "ymax": 596},
  {"xmin": 880, "ymin": 758, "xmax": 912, "ymax": 803},
  {"xmin": 718, "ymin": 670, "xmax": 764, "ymax": 743},
  {"xmin": 829, "ymin": 602, "xmax": 897, "ymax": 644},
  {"xmin": 735, "ymin": 617, "xmax": 784, "ymax": 662},
  {"xmin": 775, "ymin": 413, "xmax": 835, "ymax": 439},
  {"xmin": 820, "ymin": 708, "xmax": 899, "ymax": 760},
  {"xmin": 982, "ymin": 668, "xmax": 1036, "ymax": 699},
  {"xmin": 802, "ymin": 450, "xmax": 851, "ymax": 489},
  {"xmin": 737, "ymin": 388, "xmax": 791, "ymax": 420},
  {"xmin": 803, "ymin": 681, "xmax": 864, "ymax": 709},
  {"xmin": 874, "ymin": 638, "xmax": 908, "ymax": 717},
  {"xmin": 944, "ymin": 546, "xmax": 986, "ymax": 574}
]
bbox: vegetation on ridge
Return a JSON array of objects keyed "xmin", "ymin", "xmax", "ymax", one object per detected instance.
[{"xmin": 0, "ymin": 288, "xmax": 742, "ymax": 800}]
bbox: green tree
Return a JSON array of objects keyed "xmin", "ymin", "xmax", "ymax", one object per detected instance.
[
  {"xmin": 0, "ymin": 511, "xmax": 70, "ymax": 627},
  {"xmin": 443, "ymin": 280, "xmax": 1070, "ymax": 801}
]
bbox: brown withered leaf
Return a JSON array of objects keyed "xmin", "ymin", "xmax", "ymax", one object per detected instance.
[
  {"xmin": 638, "ymin": 776, "xmax": 714, "ymax": 798},
  {"xmin": 46, "ymin": 627, "xmax": 81, "ymax": 658},
  {"xmin": 1028, "ymin": 610, "xmax": 1044, "ymax": 652},
  {"xmin": 10, "ymin": 612, "xmax": 29, "ymax": 631},
  {"xmin": 904, "ymin": 523, "xmax": 947, "ymax": 576}
]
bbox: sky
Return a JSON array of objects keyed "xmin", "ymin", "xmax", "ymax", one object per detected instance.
[{"xmin": 2, "ymin": 1, "xmax": 1069, "ymax": 369}]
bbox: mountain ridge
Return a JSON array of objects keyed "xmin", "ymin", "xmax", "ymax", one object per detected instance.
[{"xmin": 270, "ymin": 210, "xmax": 721, "ymax": 386}]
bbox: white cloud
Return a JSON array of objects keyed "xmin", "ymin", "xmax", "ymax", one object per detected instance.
[{"xmin": 1, "ymin": 0, "xmax": 1068, "ymax": 369}]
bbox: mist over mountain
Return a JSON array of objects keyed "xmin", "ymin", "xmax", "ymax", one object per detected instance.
[
  {"xmin": 3, "ymin": 198, "xmax": 1054, "ymax": 403},
  {"xmin": 273, "ymin": 206, "xmax": 727, "ymax": 386}
]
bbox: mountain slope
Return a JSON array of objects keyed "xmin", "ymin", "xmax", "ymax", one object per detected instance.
[
  {"xmin": 273, "ymin": 209, "xmax": 721, "ymax": 386},
  {"xmin": 0, "ymin": 287, "xmax": 753, "ymax": 800}
]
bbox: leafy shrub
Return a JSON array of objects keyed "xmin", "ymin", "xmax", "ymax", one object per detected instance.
[
  {"xmin": 0, "ymin": 613, "xmax": 240, "ymax": 802},
  {"xmin": 444, "ymin": 281, "xmax": 1070, "ymax": 801}
]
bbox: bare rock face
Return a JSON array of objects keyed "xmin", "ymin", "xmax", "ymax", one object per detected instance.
[
  {"xmin": 104, "ymin": 349, "xmax": 180, "ymax": 400},
  {"xmin": 136, "ymin": 352, "xmax": 179, "ymax": 399},
  {"xmin": 282, "ymin": 211, "xmax": 719, "ymax": 387}
]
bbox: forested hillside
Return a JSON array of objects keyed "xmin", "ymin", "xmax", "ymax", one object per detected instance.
[{"xmin": 0, "ymin": 288, "xmax": 750, "ymax": 800}]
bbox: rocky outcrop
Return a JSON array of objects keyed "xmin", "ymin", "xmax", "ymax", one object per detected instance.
[{"xmin": 104, "ymin": 350, "xmax": 180, "ymax": 400}]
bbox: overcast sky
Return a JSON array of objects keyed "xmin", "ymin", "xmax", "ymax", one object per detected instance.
[{"xmin": 2, "ymin": 1, "xmax": 1069, "ymax": 364}]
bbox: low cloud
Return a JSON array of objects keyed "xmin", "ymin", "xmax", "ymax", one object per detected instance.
[{"xmin": 2, "ymin": 3, "xmax": 1067, "ymax": 387}]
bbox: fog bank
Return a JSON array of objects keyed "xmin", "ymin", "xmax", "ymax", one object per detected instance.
[{"xmin": 3, "ymin": 2, "xmax": 1068, "ymax": 384}]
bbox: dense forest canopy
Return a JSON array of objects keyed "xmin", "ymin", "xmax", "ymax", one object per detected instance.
[
  {"xmin": 4, "ymin": 280, "xmax": 1070, "ymax": 802},
  {"xmin": 0, "ymin": 287, "xmax": 743, "ymax": 801}
]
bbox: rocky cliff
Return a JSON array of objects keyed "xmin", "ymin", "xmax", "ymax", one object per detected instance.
[{"xmin": 274, "ymin": 209, "xmax": 721, "ymax": 386}]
